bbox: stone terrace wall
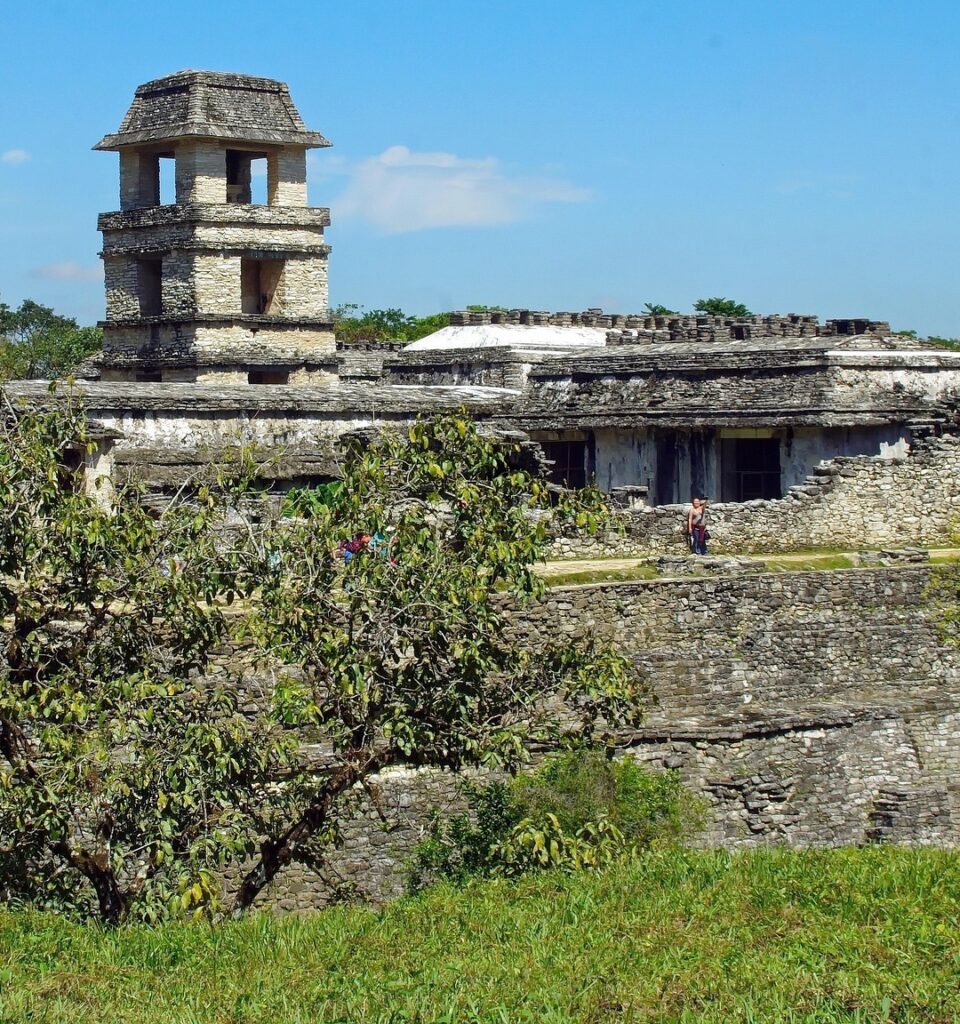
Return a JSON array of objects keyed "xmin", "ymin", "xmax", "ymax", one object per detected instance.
[
  {"xmin": 550, "ymin": 432, "xmax": 960, "ymax": 558},
  {"xmin": 446, "ymin": 308, "xmax": 891, "ymax": 342},
  {"xmin": 336, "ymin": 340, "xmax": 404, "ymax": 382},
  {"xmin": 508, "ymin": 567, "xmax": 960, "ymax": 849},
  {"xmin": 246, "ymin": 563, "xmax": 960, "ymax": 908}
]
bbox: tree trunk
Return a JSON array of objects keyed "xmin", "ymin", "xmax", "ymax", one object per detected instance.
[
  {"xmin": 231, "ymin": 751, "xmax": 394, "ymax": 916},
  {"xmin": 90, "ymin": 868, "xmax": 127, "ymax": 926},
  {"xmin": 62, "ymin": 845, "xmax": 128, "ymax": 926}
]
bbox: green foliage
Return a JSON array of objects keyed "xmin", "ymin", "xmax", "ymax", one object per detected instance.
[
  {"xmin": 332, "ymin": 304, "xmax": 450, "ymax": 344},
  {"xmin": 408, "ymin": 780, "xmax": 524, "ymax": 889},
  {"xmin": 513, "ymin": 748, "xmax": 696, "ymax": 847},
  {"xmin": 929, "ymin": 335, "xmax": 960, "ymax": 349},
  {"xmin": 893, "ymin": 328, "xmax": 919, "ymax": 338},
  {"xmin": 280, "ymin": 481, "xmax": 343, "ymax": 517},
  {"xmin": 233, "ymin": 415, "xmax": 641, "ymax": 911},
  {"xmin": 642, "ymin": 302, "xmax": 678, "ymax": 316},
  {"xmin": 465, "ymin": 304, "xmax": 508, "ymax": 312},
  {"xmin": 0, "ymin": 298, "xmax": 102, "ymax": 381},
  {"xmin": 0, "ymin": 400, "xmax": 639, "ymax": 921},
  {"xmin": 693, "ymin": 296, "xmax": 751, "ymax": 317},
  {"xmin": 408, "ymin": 749, "xmax": 694, "ymax": 890},
  {"xmin": 0, "ymin": 392, "xmax": 298, "ymax": 924},
  {"xmin": 3, "ymin": 849, "xmax": 960, "ymax": 1023}
]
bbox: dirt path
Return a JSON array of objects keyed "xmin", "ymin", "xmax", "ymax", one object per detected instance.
[{"xmin": 538, "ymin": 547, "xmax": 960, "ymax": 579}]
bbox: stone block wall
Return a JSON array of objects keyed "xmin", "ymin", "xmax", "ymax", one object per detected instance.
[
  {"xmin": 103, "ymin": 256, "xmax": 142, "ymax": 319},
  {"xmin": 383, "ymin": 347, "xmax": 532, "ymax": 389},
  {"xmin": 267, "ymin": 148, "xmax": 308, "ymax": 207},
  {"xmin": 337, "ymin": 341, "xmax": 406, "ymax": 382},
  {"xmin": 233, "ymin": 563, "xmax": 960, "ymax": 907},
  {"xmin": 550, "ymin": 432, "xmax": 960, "ymax": 557},
  {"xmin": 445, "ymin": 309, "xmax": 893, "ymax": 341},
  {"xmin": 275, "ymin": 257, "xmax": 330, "ymax": 317},
  {"xmin": 175, "ymin": 141, "xmax": 227, "ymax": 204}
]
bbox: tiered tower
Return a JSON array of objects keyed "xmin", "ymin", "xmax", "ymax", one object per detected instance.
[{"xmin": 94, "ymin": 71, "xmax": 335, "ymax": 384}]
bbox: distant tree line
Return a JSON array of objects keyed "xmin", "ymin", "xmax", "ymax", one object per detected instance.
[
  {"xmin": 332, "ymin": 304, "xmax": 450, "ymax": 344},
  {"xmin": 0, "ymin": 298, "xmax": 102, "ymax": 381}
]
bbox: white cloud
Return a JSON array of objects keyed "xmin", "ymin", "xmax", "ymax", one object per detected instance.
[
  {"xmin": 331, "ymin": 145, "xmax": 591, "ymax": 233},
  {"xmin": 32, "ymin": 261, "xmax": 103, "ymax": 283},
  {"xmin": 1, "ymin": 149, "xmax": 30, "ymax": 165}
]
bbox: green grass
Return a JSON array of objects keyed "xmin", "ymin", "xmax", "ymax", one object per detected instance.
[
  {"xmin": 541, "ymin": 565, "xmax": 660, "ymax": 586},
  {"xmin": 760, "ymin": 554, "xmax": 858, "ymax": 572},
  {"xmin": 2, "ymin": 848, "xmax": 959, "ymax": 1023}
]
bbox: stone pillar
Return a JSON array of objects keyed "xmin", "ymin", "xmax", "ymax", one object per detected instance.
[
  {"xmin": 268, "ymin": 148, "xmax": 307, "ymax": 207},
  {"xmin": 176, "ymin": 142, "xmax": 226, "ymax": 204},
  {"xmin": 103, "ymin": 255, "xmax": 142, "ymax": 318},
  {"xmin": 84, "ymin": 440, "xmax": 116, "ymax": 510},
  {"xmin": 119, "ymin": 150, "xmax": 159, "ymax": 210}
]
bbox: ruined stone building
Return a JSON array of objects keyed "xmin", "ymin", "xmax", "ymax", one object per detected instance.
[
  {"xmin": 25, "ymin": 68, "xmax": 947, "ymax": 513},
  {"xmin": 5, "ymin": 70, "xmax": 960, "ymax": 889},
  {"xmin": 94, "ymin": 71, "xmax": 335, "ymax": 385}
]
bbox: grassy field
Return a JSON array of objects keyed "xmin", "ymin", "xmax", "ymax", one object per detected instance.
[{"xmin": 2, "ymin": 848, "xmax": 959, "ymax": 1023}]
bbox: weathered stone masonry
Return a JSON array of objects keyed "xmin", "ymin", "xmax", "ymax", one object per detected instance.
[
  {"xmin": 551, "ymin": 430, "xmax": 960, "ymax": 557},
  {"xmin": 232, "ymin": 563, "xmax": 960, "ymax": 909},
  {"xmin": 95, "ymin": 71, "xmax": 336, "ymax": 385}
]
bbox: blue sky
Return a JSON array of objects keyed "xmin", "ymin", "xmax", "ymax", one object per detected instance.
[{"xmin": 1, "ymin": 0, "xmax": 958, "ymax": 335}]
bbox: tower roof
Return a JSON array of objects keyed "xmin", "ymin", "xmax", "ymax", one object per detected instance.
[{"xmin": 93, "ymin": 70, "xmax": 331, "ymax": 151}]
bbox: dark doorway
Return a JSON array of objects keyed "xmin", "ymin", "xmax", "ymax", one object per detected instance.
[
  {"xmin": 540, "ymin": 440, "xmax": 588, "ymax": 489},
  {"xmin": 720, "ymin": 437, "xmax": 781, "ymax": 501},
  {"xmin": 654, "ymin": 433, "xmax": 677, "ymax": 505},
  {"xmin": 248, "ymin": 369, "xmax": 290, "ymax": 385}
]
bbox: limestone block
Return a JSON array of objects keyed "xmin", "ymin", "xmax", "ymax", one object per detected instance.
[
  {"xmin": 175, "ymin": 142, "xmax": 226, "ymax": 204},
  {"xmin": 268, "ymin": 147, "xmax": 308, "ymax": 207}
]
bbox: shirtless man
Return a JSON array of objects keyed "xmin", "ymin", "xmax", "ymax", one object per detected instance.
[{"xmin": 687, "ymin": 496, "xmax": 708, "ymax": 555}]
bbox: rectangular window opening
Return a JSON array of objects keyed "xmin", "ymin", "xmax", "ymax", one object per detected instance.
[
  {"xmin": 241, "ymin": 257, "xmax": 284, "ymax": 314},
  {"xmin": 226, "ymin": 150, "xmax": 268, "ymax": 204},
  {"xmin": 137, "ymin": 259, "xmax": 163, "ymax": 316},
  {"xmin": 159, "ymin": 155, "xmax": 176, "ymax": 205},
  {"xmin": 720, "ymin": 437, "xmax": 781, "ymax": 501},
  {"xmin": 540, "ymin": 440, "xmax": 588, "ymax": 489},
  {"xmin": 134, "ymin": 371, "xmax": 163, "ymax": 382},
  {"xmin": 248, "ymin": 369, "xmax": 290, "ymax": 385}
]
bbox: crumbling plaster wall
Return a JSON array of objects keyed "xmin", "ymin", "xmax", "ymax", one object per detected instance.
[
  {"xmin": 552, "ymin": 432, "xmax": 960, "ymax": 557},
  {"xmin": 589, "ymin": 425, "xmax": 907, "ymax": 505}
]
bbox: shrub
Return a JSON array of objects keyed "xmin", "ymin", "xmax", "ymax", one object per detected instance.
[
  {"xmin": 280, "ymin": 480, "xmax": 343, "ymax": 517},
  {"xmin": 513, "ymin": 748, "xmax": 694, "ymax": 847},
  {"xmin": 408, "ymin": 749, "xmax": 699, "ymax": 891},
  {"xmin": 693, "ymin": 297, "xmax": 751, "ymax": 317}
]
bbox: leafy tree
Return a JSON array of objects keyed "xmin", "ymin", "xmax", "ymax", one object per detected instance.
[
  {"xmin": 0, "ymin": 393, "xmax": 296, "ymax": 924},
  {"xmin": 643, "ymin": 303, "xmax": 678, "ymax": 316},
  {"xmin": 333, "ymin": 305, "xmax": 450, "ymax": 344},
  {"xmin": 230, "ymin": 415, "xmax": 642, "ymax": 912},
  {"xmin": 0, "ymin": 299, "xmax": 102, "ymax": 381},
  {"xmin": 0, "ymin": 400, "xmax": 641, "ymax": 921},
  {"xmin": 693, "ymin": 297, "xmax": 751, "ymax": 317}
]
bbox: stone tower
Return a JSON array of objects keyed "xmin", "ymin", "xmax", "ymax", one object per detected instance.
[{"xmin": 94, "ymin": 71, "xmax": 335, "ymax": 384}]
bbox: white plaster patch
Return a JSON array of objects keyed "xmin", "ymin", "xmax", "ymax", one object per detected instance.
[{"xmin": 405, "ymin": 324, "xmax": 608, "ymax": 353}]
